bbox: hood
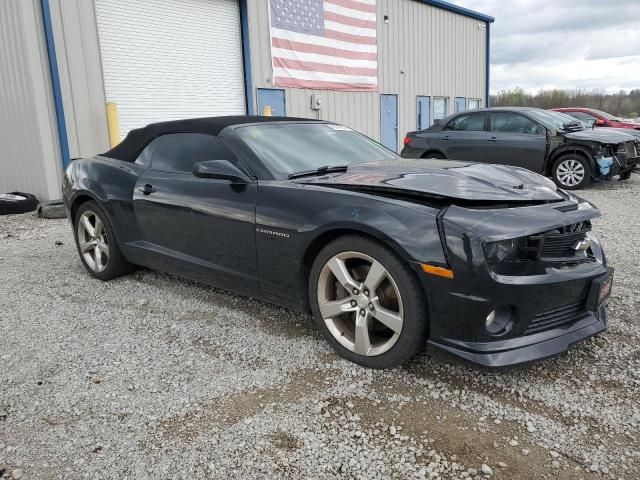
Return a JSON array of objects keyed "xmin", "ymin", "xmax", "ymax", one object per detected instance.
[
  {"xmin": 564, "ymin": 128, "xmax": 635, "ymax": 143},
  {"xmin": 297, "ymin": 159, "xmax": 564, "ymax": 203},
  {"xmin": 602, "ymin": 127, "xmax": 640, "ymax": 140}
]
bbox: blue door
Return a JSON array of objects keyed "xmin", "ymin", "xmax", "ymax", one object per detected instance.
[
  {"xmin": 257, "ymin": 88, "xmax": 286, "ymax": 116},
  {"xmin": 416, "ymin": 96, "xmax": 430, "ymax": 130},
  {"xmin": 455, "ymin": 96, "xmax": 467, "ymax": 113},
  {"xmin": 380, "ymin": 94, "xmax": 398, "ymax": 152}
]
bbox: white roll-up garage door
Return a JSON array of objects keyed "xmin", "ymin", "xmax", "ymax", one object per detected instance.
[{"xmin": 95, "ymin": 0, "xmax": 246, "ymax": 139}]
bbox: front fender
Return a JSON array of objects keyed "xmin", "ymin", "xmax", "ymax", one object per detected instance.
[
  {"xmin": 256, "ymin": 182, "xmax": 446, "ymax": 306},
  {"xmin": 300, "ymin": 203, "xmax": 445, "ymax": 264}
]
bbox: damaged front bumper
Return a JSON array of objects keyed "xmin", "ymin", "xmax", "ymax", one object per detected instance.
[
  {"xmin": 428, "ymin": 307, "xmax": 607, "ymax": 368},
  {"xmin": 419, "ymin": 197, "xmax": 611, "ymax": 368}
]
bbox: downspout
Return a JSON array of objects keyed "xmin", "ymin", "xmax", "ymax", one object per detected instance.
[
  {"xmin": 485, "ymin": 21, "xmax": 491, "ymax": 108},
  {"xmin": 239, "ymin": 0, "xmax": 255, "ymax": 115},
  {"xmin": 40, "ymin": 0, "xmax": 70, "ymax": 170}
]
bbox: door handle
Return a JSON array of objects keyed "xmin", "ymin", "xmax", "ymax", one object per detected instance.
[
  {"xmin": 442, "ymin": 135, "xmax": 450, "ymax": 141},
  {"xmin": 138, "ymin": 184, "xmax": 155, "ymax": 195},
  {"xmin": 488, "ymin": 136, "xmax": 499, "ymax": 142}
]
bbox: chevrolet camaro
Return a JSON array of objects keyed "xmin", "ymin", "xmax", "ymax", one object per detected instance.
[{"xmin": 62, "ymin": 116, "xmax": 613, "ymax": 368}]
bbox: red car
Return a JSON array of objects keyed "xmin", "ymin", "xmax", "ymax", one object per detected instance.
[{"xmin": 552, "ymin": 107, "xmax": 640, "ymax": 130}]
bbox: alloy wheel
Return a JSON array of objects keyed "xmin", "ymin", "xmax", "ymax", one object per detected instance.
[
  {"xmin": 77, "ymin": 210, "xmax": 109, "ymax": 272},
  {"xmin": 317, "ymin": 251, "xmax": 404, "ymax": 356},
  {"xmin": 556, "ymin": 159, "xmax": 585, "ymax": 187}
]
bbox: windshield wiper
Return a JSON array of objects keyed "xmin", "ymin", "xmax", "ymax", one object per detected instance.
[{"xmin": 287, "ymin": 165, "xmax": 349, "ymax": 179}]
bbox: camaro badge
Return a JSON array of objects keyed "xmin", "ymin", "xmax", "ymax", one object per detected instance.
[
  {"xmin": 256, "ymin": 228, "xmax": 290, "ymax": 239},
  {"xmin": 573, "ymin": 239, "xmax": 592, "ymax": 251}
]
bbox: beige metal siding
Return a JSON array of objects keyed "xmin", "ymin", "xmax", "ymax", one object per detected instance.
[
  {"xmin": 247, "ymin": 0, "xmax": 487, "ymax": 150},
  {"xmin": 49, "ymin": 0, "xmax": 110, "ymax": 158},
  {"xmin": 379, "ymin": 0, "xmax": 487, "ymax": 149},
  {"xmin": 0, "ymin": 0, "xmax": 63, "ymax": 201}
]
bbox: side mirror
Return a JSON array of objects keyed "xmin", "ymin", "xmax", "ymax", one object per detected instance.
[
  {"xmin": 594, "ymin": 119, "xmax": 605, "ymax": 127},
  {"xmin": 192, "ymin": 160, "xmax": 251, "ymax": 184}
]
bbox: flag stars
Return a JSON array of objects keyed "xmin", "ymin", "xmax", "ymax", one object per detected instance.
[{"xmin": 270, "ymin": 0, "xmax": 324, "ymax": 35}]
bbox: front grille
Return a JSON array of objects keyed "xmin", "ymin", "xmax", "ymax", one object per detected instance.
[
  {"xmin": 540, "ymin": 231, "xmax": 587, "ymax": 257},
  {"xmin": 527, "ymin": 221, "xmax": 591, "ymax": 260},
  {"xmin": 525, "ymin": 299, "xmax": 588, "ymax": 335},
  {"xmin": 617, "ymin": 142, "xmax": 638, "ymax": 164}
]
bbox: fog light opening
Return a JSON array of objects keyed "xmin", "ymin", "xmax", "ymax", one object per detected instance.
[{"xmin": 485, "ymin": 307, "xmax": 513, "ymax": 336}]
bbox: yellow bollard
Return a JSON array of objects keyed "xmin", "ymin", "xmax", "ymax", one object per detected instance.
[{"xmin": 106, "ymin": 102, "xmax": 121, "ymax": 147}]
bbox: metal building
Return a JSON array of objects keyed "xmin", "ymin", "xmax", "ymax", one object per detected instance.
[{"xmin": 0, "ymin": 0, "xmax": 493, "ymax": 201}]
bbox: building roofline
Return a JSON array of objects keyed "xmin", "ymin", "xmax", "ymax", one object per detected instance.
[{"xmin": 413, "ymin": 0, "xmax": 495, "ymax": 23}]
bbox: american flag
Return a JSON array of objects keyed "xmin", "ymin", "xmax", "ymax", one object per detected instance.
[{"xmin": 268, "ymin": 0, "xmax": 378, "ymax": 91}]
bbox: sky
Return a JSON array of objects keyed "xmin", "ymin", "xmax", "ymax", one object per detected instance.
[{"xmin": 455, "ymin": 0, "xmax": 640, "ymax": 93}]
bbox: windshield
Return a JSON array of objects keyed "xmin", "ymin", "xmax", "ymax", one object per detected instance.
[
  {"xmin": 589, "ymin": 109, "xmax": 623, "ymax": 121},
  {"xmin": 236, "ymin": 123, "xmax": 398, "ymax": 178},
  {"xmin": 528, "ymin": 109, "xmax": 583, "ymax": 131}
]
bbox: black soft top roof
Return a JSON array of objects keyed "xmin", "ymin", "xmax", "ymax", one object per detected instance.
[{"xmin": 102, "ymin": 115, "xmax": 317, "ymax": 162}]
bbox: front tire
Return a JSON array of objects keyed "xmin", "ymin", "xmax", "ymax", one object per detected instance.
[
  {"xmin": 552, "ymin": 155, "xmax": 591, "ymax": 190},
  {"xmin": 309, "ymin": 235, "xmax": 428, "ymax": 368},
  {"xmin": 73, "ymin": 201, "xmax": 133, "ymax": 280}
]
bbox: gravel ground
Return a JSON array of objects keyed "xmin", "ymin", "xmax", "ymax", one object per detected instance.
[{"xmin": 1, "ymin": 176, "xmax": 639, "ymax": 480}]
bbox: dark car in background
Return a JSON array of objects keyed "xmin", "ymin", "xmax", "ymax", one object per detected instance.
[
  {"xmin": 402, "ymin": 107, "xmax": 639, "ymax": 190},
  {"xmin": 552, "ymin": 107, "xmax": 640, "ymax": 130},
  {"xmin": 63, "ymin": 116, "xmax": 612, "ymax": 369}
]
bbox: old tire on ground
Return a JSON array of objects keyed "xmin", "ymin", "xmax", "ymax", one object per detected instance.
[
  {"xmin": 551, "ymin": 155, "xmax": 591, "ymax": 190},
  {"xmin": 309, "ymin": 235, "xmax": 428, "ymax": 369},
  {"xmin": 37, "ymin": 200, "xmax": 67, "ymax": 219},
  {"xmin": 0, "ymin": 192, "xmax": 39, "ymax": 215},
  {"xmin": 73, "ymin": 200, "xmax": 133, "ymax": 280}
]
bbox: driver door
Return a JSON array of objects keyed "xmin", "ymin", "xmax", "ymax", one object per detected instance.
[{"xmin": 132, "ymin": 133, "xmax": 258, "ymax": 292}]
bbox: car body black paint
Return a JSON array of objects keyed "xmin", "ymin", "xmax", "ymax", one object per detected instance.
[
  {"xmin": 63, "ymin": 117, "xmax": 611, "ymax": 367},
  {"xmin": 402, "ymin": 107, "xmax": 639, "ymax": 181}
]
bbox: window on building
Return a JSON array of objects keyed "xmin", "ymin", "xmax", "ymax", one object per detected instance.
[
  {"xmin": 455, "ymin": 97, "xmax": 466, "ymax": 113},
  {"xmin": 490, "ymin": 112, "xmax": 544, "ymax": 135},
  {"xmin": 141, "ymin": 133, "xmax": 237, "ymax": 173},
  {"xmin": 444, "ymin": 113, "xmax": 486, "ymax": 131},
  {"xmin": 433, "ymin": 97, "xmax": 449, "ymax": 122},
  {"xmin": 416, "ymin": 96, "xmax": 431, "ymax": 130},
  {"xmin": 468, "ymin": 99, "xmax": 482, "ymax": 110}
]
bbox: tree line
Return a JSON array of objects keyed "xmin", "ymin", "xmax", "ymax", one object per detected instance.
[{"xmin": 490, "ymin": 88, "xmax": 640, "ymax": 118}]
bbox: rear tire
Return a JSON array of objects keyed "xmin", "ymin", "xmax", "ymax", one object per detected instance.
[
  {"xmin": 73, "ymin": 201, "xmax": 133, "ymax": 280},
  {"xmin": 552, "ymin": 155, "xmax": 591, "ymax": 190},
  {"xmin": 308, "ymin": 235, "xmax": 428, "ymax": 368}
]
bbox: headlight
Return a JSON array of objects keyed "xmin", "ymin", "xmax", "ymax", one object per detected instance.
[{"xmin": 483, "ymin": 238, "xmax": 526, "ymax": 264}]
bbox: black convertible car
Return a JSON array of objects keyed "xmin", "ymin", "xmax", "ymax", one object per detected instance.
[{"xmin": 62, "ymin": 116, "xmax": 613, "ymax": 368}]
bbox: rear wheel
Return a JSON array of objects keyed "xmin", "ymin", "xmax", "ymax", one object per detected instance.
[
  {"xmin": 73, "ymin": 201, "xmax": 133, "ymax": 280},
  {"xmin": 309, "ymin": 235, "xmax": 428, "ymax": 368},
  {"xmin": 552, "ymin": 155, "xmax": 591, "ymax": 190}
]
